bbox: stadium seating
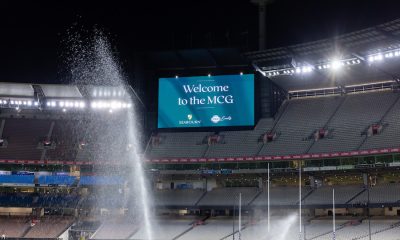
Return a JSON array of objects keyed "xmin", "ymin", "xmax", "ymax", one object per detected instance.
[
  {"xmin": 0, "ymin": 217, "xmax": 30, "ymax": 237},
  {"xmin": 130, "ymin": 216, "xmax": 199, "ymax": 240},
  {"xmin": 0, "ymin": 118, "xmax": 51, "ymax": 160},
  {"xmin": 178, "ymin": 216, "xmax": 240, "ymax": 240},
  {"xmin": 1, "ymin": 91, "xmax": 400, "ymax": 162},
  {"xmin": 145, "ymin": 90, "xmax": 400, "ymax": 159},
  {"xmin": 153, "ymin": 189, "xmax": 205, "ymax": 206},
  {"xmin": 24, "ymin": 216, "xmax": 73, "ymax": 238},
  {"xmin": 45, "ymin": 120, "xmax": 79, "ymax": 161},
  {"xmin": 311, "ymin": 219, "xmax": 400, "ymax": 240},
  {"xmin": 35, "ymin": 193, "xmax": 80, "ymax": 208},
  {"xmin": 197, "ymin": 187, "xmax": 259, "ymax": 206},
  {"xmin": 260, "ymin": 96, "xmax": 342, "ymax": 156},
  {"xmin": 251, "ymin": 186, "xmax": 312, "ymax": 206},
  {"xmin": 309, "ymin": 91, "xmax": 399, "ymax": 153},
  {"xmin": 303, "ymin": 185, "xmax": 364, "ymax": 206},
  {"xmin": 0, "ymin": 193, "xmax": 33, "ymax": 207},
  {"xmin": 205, "ymin": 118, "xmax": 274, "ymax": 157},
  {"xmin": 360, "ymin": 93, "xmax": 400, "ymax": 150},
  {"xmin": 148, "ymin": 132, "xmax": 213, "ymax": 158},
  {"xmin": 91, "ymin": 217, "xmax": 138, "ymax": 239},
  {"xmin": 349, "ymin": 183, "xmax": 400, "ymax": 204}
]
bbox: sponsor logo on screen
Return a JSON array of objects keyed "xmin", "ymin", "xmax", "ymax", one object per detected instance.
[
  {"xmin": 210, "ymin": 115, "xmax": 232, "ymax": 124},
  {"xmin": 178, "ymin": 114, "xmax": 201, "ymax": 125}
]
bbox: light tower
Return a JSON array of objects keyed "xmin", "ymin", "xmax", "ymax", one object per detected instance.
[{"xmin": 251, "ymin": 0, "xmax": 274, "ymax": 50}]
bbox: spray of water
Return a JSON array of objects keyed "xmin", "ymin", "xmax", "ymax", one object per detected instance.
[{"xmin": 64, "ymin": 29, "xmax": 154, "ymax": 239}]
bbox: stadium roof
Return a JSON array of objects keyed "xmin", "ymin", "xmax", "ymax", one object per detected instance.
[{"xmin": 246, "ymin": 18, "xmax": 400, "ymax": 91}]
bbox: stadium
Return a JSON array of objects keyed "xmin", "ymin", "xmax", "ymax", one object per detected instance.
[{"xmin": 2, "ymin": 1, "xmax": 400, "ymax": 240}]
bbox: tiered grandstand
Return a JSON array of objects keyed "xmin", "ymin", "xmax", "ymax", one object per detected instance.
[{"xmin": 146, "ymin": 90, "xmax": 400, "ymax": 160}]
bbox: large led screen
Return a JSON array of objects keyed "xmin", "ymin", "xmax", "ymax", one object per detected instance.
[{"xmin": 158, "ymin": 74, "xmax": 254, "ymax": 128}]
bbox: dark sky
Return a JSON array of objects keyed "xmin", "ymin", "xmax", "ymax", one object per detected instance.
[{"xmin": 1, "ymin": 0, "xmax": 400, "ymax": 83}]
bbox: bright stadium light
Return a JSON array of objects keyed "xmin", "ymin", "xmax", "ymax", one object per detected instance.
[
  {"xmin": 368, "ymin": 56, "xmax": 374, "ymax": 62},
  {"xmin": 385, "ymin": 52, "xmax": 393, "ymax": 58},
  {"xmin": 374, "ymin": 54, "xmax": 383, "ymax": 61},
  {"xmin": 302, "ymin": 66, "xmax": 312, "ymax": 73},
  {"xmin": 34, "ymin": 101, "xmax": 39, "ymax": 106},
  {"xmin": 110, "ymin": 101, "xmax": 120, "ymax": 109},
  {"xmin": 79, "ymin": 102, "xmax": 85, "ymax": 108},
  {"xmin": 27, "ymin": 101, "xmax": 32, "ymax": 106},
  {"xmin": 331, "ymin": 60, "xmax": 343, "ymax": 70},
  {"xmin": 59, "ymin": 101, "xmax": 65, "ymax": 107}
]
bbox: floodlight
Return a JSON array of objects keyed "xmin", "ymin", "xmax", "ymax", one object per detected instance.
[
  {"xmin": 368, "ymin": 56, "xmax": 374, "ymax": 62},
  {"xmin": 331, "ymin": 60, "xmax": 343, "ymax": 70},
  {"xmin": 374, "ymin": 54, "xmax": 383, "ymax": 61}
]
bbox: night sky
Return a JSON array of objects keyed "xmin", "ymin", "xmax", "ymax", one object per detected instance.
[{"xmin": 1, "ymin": 0, "xmax": 400, "ymax": 84}]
